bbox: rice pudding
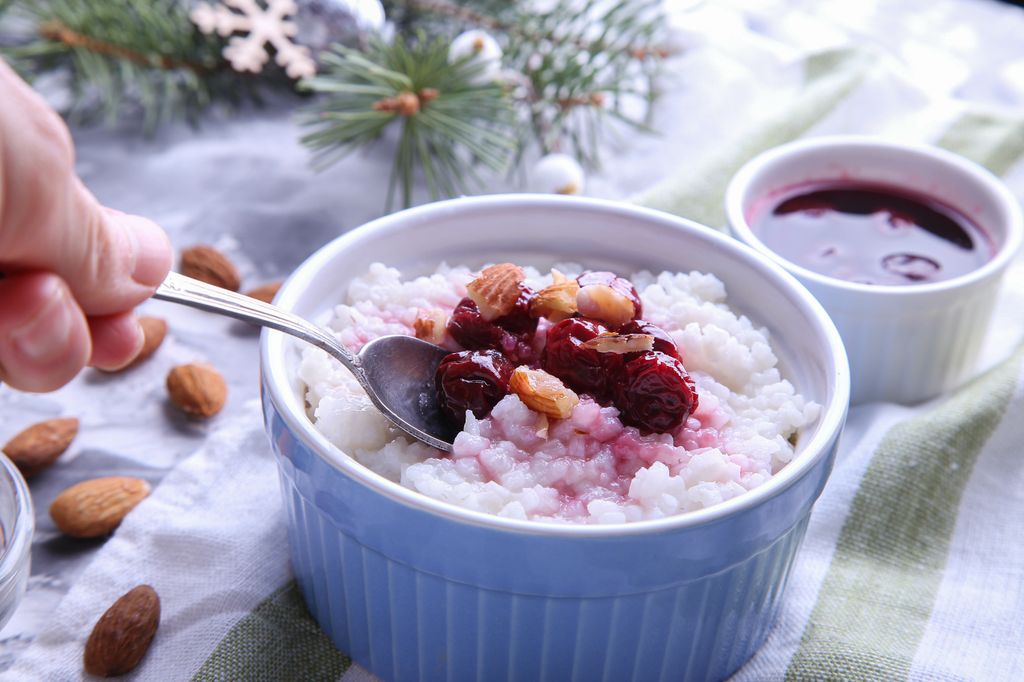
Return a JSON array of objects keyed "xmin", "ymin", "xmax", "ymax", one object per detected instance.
[{"xmin": 299, "ymin": 263, "xmax": 819, "ymax": 524}]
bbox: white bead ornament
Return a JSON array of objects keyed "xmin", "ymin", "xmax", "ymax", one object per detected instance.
[
  {"xmin": 448, "ymin": 30, "xmax": 503, "ymax": 85},
  {"xmin": 531, "ymin": 153, "xmax": 585, "ymax": 195}
]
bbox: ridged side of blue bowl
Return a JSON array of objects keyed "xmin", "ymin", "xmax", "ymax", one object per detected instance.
[{"xmin": 265, "ymin": 396, "xmax": 838, "ymax": 682}]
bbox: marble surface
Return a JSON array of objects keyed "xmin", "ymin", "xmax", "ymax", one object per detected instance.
[{"xmin": 2, "ymin": 0, "xmax": 1024, "ymax": 670}]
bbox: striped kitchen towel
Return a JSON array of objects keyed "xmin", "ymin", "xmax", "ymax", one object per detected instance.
[{"xmin": 4, "ymin": 1, "xmax": 1024, "ymax": 679}]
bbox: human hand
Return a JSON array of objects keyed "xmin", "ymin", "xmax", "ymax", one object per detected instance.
[{"xmin": 0, "ymin": 60, "xmax": 173, "ymax": 391}]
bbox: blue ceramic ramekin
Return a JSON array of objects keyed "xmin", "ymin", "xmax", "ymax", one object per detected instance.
[{"xmin": 260, "ymin": 195, "xmax": 849, "ymax": 681}]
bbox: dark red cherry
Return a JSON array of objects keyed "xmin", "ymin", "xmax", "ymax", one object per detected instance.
[
  {"xmin": 619, "ymin": 320, "xmax": 681, "ymax": 361},
  {"xmin": 576, "ymin": 271, "xmax": 643, "ymax": 322},
  {"xmin": 612, "ymin": 352, "xmax": 698, "ymax": 433},
  {"xmin": 497, "ymin": 284, "xmax": 538, "ymax": 334},
  {"xmin": 448, "ymin": 298, "xmax": 505, "ymax": 350},
  {"xmin": 446, "ymin": 290, "xmax": 538, "ymax": 363},
  {"xmin": 435, "ymin": 350, "xmax": 514, "ymax": 425},
  {"xmin": 541, "ymin": 318, "xmax": 611, "ymax": 399}
]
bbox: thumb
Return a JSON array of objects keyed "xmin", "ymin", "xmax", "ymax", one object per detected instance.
[
  {"xmin": 56, "ymin": 182, "xmax": 173, "ymax": 317},
  {"xmin": 0, "ymin": 59, "xmax": 172, "ymax": 317}
]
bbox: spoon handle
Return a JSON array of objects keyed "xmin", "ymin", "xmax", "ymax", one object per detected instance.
[{"xmin": 153, "ymin": 272, "xmax": 361, "ymax": 373}]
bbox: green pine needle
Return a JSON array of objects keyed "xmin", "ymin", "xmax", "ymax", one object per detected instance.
[
  {"xmin": 0, "ymin": 0, "xmax": 292, "ymax": 132},
  {"xmin": 387, "ymin": 0, "xmax": 668, "ymax": 170},
  {"xmin": 300, "ymin": 34, "xmax": 515, "ymax": 210}
]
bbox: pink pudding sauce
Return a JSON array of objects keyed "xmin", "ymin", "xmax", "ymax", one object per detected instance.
[
  {"xmin": 445, "ymin": 320, "xmax": 750, "ymax": 521},
  {"xmin": 752, "ymin": 181, "xmax": 994, "ymax": 286}
]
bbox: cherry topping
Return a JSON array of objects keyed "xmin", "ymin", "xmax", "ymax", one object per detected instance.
[
  {"xmin": 435, "ymin": 350, "xmax": 514, "ymax": 425},
  {"xmin": 576, "ymin": 271, "xmax": 643, "ymax": 322},
  {"xmin": 612, "ymin": 351, "xmax": 698, "ymax": 433},
  {"xmin": 494, "ymin": 284, "xmax": 538, "ymax": 334},
  {"xmin": 448, "ymin": 298, "xmax": 505, "ymax": 349},
  {"xmin": 541, "ymin": 318, "xmax": 612, "ymax": 399},
  {"xmin": 447, "ymin": 288, "xmax": 538, "ymax": 362},
  {"xmin": 619, "ymin": 320, "xmax": 681, "ymax": 361}
]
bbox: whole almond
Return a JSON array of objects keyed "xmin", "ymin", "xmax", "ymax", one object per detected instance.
[
  {"xmin": 245, "ymin": 281, "xmax": 282, "ymax": 304},
  {"xmin": 2, "ymin": 417, "xmax": 79, "ymax": 477},
  {"xmin": 133, "ymin": 317, "xmax": 167, "ymax": 365},
  {"xmin": 84, "ymin": 585, "xmax": 160, "ymax": 677},
  {"xmin": 166, "ymin": 363, "xmax": 227, "ymax": 418},
  {"xmin": 97, "ymin": 317, "xmax": 167, "ymax": 373},
  {"xmin": 50, "ymin": 477, "xmax": 151, "ymax": 538},
  {"xmin": 179, "ymin": 245, "xmax": 241, "ymax": 291}
]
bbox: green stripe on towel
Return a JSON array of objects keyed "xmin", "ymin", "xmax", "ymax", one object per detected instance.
[
  {"xmin": 633, "ymin": 48, "xmax": 877, "ymax": 226},
  {"xmin": 936, "ymin": 110, "xmax": 1024, "ymax": 177},
  {"xmin": 192, "ymin": 581, "xmax": 349, "ymax": 682},
  {"xmin": 786, "ymin": 348, "xmax": 1024, "ymax": 680},
  {"xmin": 786, "ymin": 112, "xmax": 1024, "ymax": 679}
]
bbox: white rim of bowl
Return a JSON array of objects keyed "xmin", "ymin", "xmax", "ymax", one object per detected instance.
[
  {"xmin": 725, "ymin": 135, "xmax": 1024, "ymax": 296},
  {"xmin": 261, "ymin": 194, "xmax": 850, "ymax": 537},
  {"xmin": 0, "ymin": 453, "xmax": 33, "ymax": 581}
]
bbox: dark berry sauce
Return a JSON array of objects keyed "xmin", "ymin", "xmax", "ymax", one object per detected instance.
[{"xmin": 752, "ymin": 182, "xmax": 993, "ymax": 285}]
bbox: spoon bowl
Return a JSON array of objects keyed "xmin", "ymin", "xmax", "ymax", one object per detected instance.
[{"xmin": 153, "ymin": 272, "xmax": 454, "ymax": 451}]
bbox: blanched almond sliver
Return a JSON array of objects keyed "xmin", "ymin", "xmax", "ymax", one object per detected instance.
[
  {"xmin": 413, "ymin": 309, "xmax": 447, "ymax": 345},
  {"xmin": 535, "ymin": 414, "xmax": 550, "ymax": 439},
  {"xmin": 509, "ymin": 367, "xmax": 579, "ymax": 419},
  {"xmin": 467, "ymin": 263, "xmax": 525, "ymax": 321},
  {"xmin": 529, "ymin": 279, "xmax": 580, "ymax": 321},
  {"xmin": 581, "ymin": 333, "xmax": 654, "ymax": 354},
  {"xmin": 576, "ymin": 284, "xmax": 636, "ymax": 327}
]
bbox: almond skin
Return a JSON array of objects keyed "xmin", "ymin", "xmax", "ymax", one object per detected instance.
[
  {"xmin": 98, "ymin": 317, "xmax": 167, "ymax": 373},
  {"xmin": 245, "ymin": 281, "xmax": 282, "ymax": 304},
  {"xmin": 509, "ymin": 367, "xmax": 579, "ymax": 419},
  {"xmin": 179, "ymin": 245, "xmax": 241, "ymax": 291},
  {"xmin": 166, "ymin": 363, "xmax": 227, "ymax": 418},
  {"xmin": 84, "ymin": 585, "xmax": 160, "ymax": 677},
  {"xmin": 2, "ymin": 417, "xmax": 79, "ymax": 477},
  {"xmin": 136, "ymin": 316, "xmax": 167, "ymax": 361},
  {"xmin": 129, "ymin": 317, "xmax": 167, "ymax": 368},
  {"xmin": 50, "ymin": 477, "xmax": 151, "ymax": 538}
]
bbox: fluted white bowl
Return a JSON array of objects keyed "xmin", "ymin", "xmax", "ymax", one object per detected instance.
[{"xmin": 726, "ymin": 136, "xmax": 1023, "ymax": 404}]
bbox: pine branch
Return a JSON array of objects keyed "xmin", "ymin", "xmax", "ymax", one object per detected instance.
[
  {"xmin": 36, "ymin": 19, "xmax": 211, "ymax": 73},
  {"xmin": 1, "ymin": 0, "xmax": 293, "ymax": 132},
  {"xmin": 389, "ymin": 0, "xmax": 668, "ymax": 168},
  {"xmin": 300, "ymin": 34, "xmax": 515, "ymax": 211}
]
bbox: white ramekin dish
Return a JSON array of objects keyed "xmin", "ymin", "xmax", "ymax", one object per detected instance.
[
  {"xmin": 261, "ymin": 195, "xmax": 849, "ymax": 681},
  {"xmin": 726, "ymin": 136, "xmax": 1023, "ymax": 405},
  {"xmin": 0, "ymin": 452, "xmax": 33, "ymax": 630}
]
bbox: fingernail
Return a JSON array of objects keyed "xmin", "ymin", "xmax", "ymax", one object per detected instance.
[
  {"xmin": 128, "ymin": 218, "xmax": 172, "ymax": 287},
  {"xmin": 11, "ymin": 281, "xmax": 74, "ymax": 362}
]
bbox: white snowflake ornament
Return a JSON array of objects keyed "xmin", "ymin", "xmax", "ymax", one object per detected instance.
[
  {"xmin": 531, "ymin": 153, "xmax": 585, "ymax": 195},
  {"xmin": 448, "ymin": 30, "xmax": 503, "ymax": 85},
  {"xmin": 191, "ymin": 0, "xmax": 317, "ymax": 79}
]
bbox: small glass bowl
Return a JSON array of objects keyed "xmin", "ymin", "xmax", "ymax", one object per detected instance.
[{"xmin": 0, "ymin": 453, "xmax": 33, "ymax": 630}]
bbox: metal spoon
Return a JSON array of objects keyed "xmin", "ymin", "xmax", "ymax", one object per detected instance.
[{"xmin": 153, "ymin": 272, "xmax": 456, "ymax": 452}]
